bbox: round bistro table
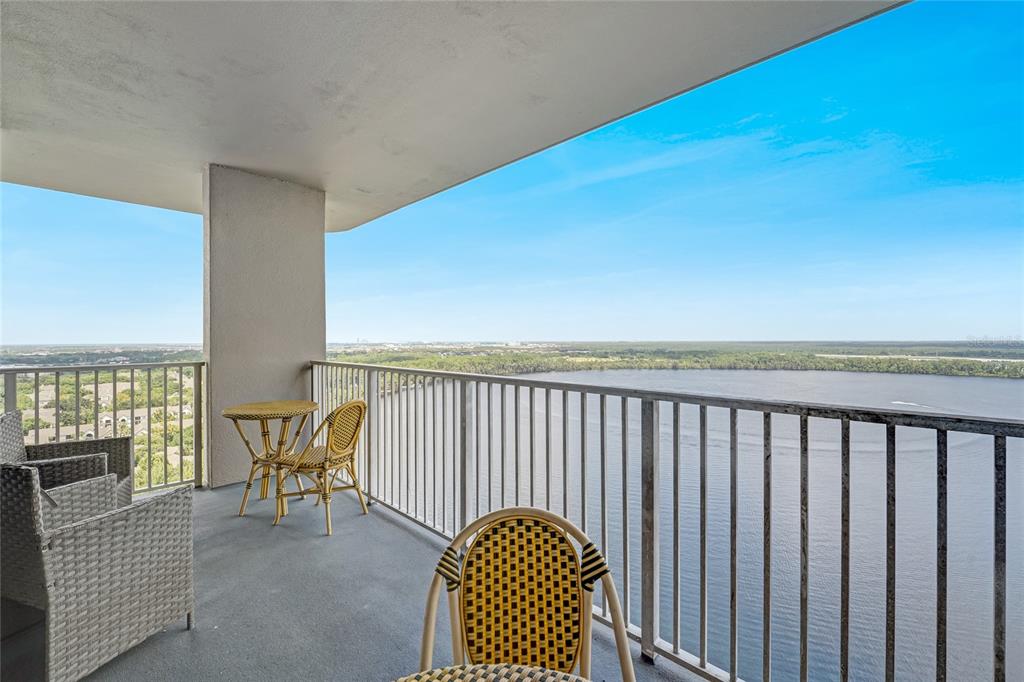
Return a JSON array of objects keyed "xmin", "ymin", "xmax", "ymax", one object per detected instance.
[
  {"xmin": 394, "ymin": 664, "xmax": 587, "ymax": 682},
  {"xmin": 221, "ymin": 400, "xmax": 319, "ymax": 517}
]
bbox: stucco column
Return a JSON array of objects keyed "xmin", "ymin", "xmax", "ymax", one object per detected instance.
[{"xmin": 203, "ymin": 164, "xmax": 326, "ymax": 487}]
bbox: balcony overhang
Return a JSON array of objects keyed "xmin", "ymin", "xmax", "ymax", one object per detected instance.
[{"xmin": 1, "ymin": 1, "xmax": 902, "ymax": 232}]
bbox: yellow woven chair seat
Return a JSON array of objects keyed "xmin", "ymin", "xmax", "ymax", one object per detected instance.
[{"xmin": 278, "ymin": 445, "xmax": 353, "ymax": 469}]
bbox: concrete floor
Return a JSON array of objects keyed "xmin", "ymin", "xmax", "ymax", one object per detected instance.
[{"xmin": 2, "ymin": 484, "xmax": 699, "ymax": 682}]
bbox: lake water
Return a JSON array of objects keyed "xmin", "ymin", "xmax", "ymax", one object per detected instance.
[{"xmin": 514, "ymin": 369, "xmax": 1023, "ymax": 681}]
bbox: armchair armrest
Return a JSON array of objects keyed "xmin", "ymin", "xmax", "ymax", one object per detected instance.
[
  {"xmin": 27, "ymin": 437, "xmax": 133, "ymax": 480},
  {"xmin": 41, "ymin": 486, "xmax": 194, "ymax": 682},
  {"xmin": 25, "ymin": 453, "xmax": 107, "ymax": 489},
  {"xmin": 41, "ymin": 474, "xmax": 118, "ymax": 529}
]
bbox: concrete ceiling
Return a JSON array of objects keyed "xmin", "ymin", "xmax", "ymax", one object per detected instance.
[{"xmin": 1, "ymin": 1, "xmax": 900, "ymax": 232}]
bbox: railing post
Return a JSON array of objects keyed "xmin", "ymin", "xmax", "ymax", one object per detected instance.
[
  {"xmin": 365, "ymin": 369, "xmax": 378, "ymax": 505},
  {"xmin": 641, "ymin": 398, "xmax": 660, "ymax": 663},
  {"xmin": 3, "ymin": 372, "xmax": 16, "ymax": 414},
  {"xmin": 193, "ymin": 363, "xmax": 204, "ymax": 488},
  {"xmin": 458, "ymin": 379, "xmax": 474, "ymax": 530}
]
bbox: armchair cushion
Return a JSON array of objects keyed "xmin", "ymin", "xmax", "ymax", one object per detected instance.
[{"xmin": 1, "ymin": 410, "xmax": 28, "ymax": 464}]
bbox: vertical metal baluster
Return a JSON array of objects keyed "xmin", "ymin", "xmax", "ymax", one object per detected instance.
[
  {"xmin": 179, "ymin": 366, "xmax": 185, "ymax": 482},
  {"xmin": 55, "ymin": 371, "xmax": 61, "ymax": 442},
  {"xmin": 33, "ymin": 373, "xmax": 40, "ymax": 444},
  {"xmin": 75, "ymin": 371, "xmax": 81, "ymax": 440},
  {"xmin": 730, "ymin": 407, "xmax": 739, "ymax": 681},
  {"xmin": 128, "ymin": 370, "xmax": 134, "ymax": 471},
  {"xmin": 501, "ymin": 384, "xmax": 507, "ymax": 509},
  {"xmin": 935, "ymin": 428, "xmax": 946, "ymax": 682},
  {"xmin": 994, "ymin": 435, "xmax": 1006, "ymax": 682},
  {"xmin": 112, "ymin": 370, "xmax": 118, "ymax": 441},
  {"xmin": 487, "ymin": 382, "xmax": 493, "ymax": 512},
  {"xmin": 433, "ymin": 378, "xmax": 439, "ymax": 528},
  {"xmin": 93, "ymin": 371, "xmax": 99, "ymax": 439},
  {"xmin": 476, "ymin": 382, "xmax": 483, "ymax": 518},
  {"xmin": 385, "ymin": 372, "xmax": 391, "ymax": 504},
  {"xmin": 800, "ymin": 414, "xmax": 809, "ymax": 682},
  {"xmin": 530, "ymin": 387, "xmax": 536, "ymax": 507},
  {"xmin": 147, "ymin": 369, "xmax": 153, "ymax": 490},
  {"xmin": 640, "ymin": 399, "xmax": 660, "ymax": 663},
  {"xmin": 514, "ymin": 385, "xmax": 521, "ymax": 506},
  {"xmin": 163, "ymin": 367, "xmax": 169, "ymax": 486},
  {"xmin": 841, "ymin": 419, "xmax": 851, "ymax": 682},
  {"xmin": 621, "ymin": 396, "xmax": 630, "ymax": 623},
  {"xmin": 414, "ymin": 376, "xmax": 420, "ymax": 520},
  {"xmin": 673, "ymin": 402, "xmax": 681, "ymax": 652},
  {"xmin": 699, "ymin": 404, "xmax": 708, "ymax": 667},
  {"xmin": 193, "ymin": 365, "xmax": 203, "ymax": 487},
  {"xmin": 763, "ymin": 411, "xmax": 772, "ymax": 682},
  {"xmin": 886, "ymin": 424, "xmax": 896, "ymax": 682},
  {"xmin": 601, "ymin": 394, "xmax": 608, "ymax": 617},
  {"xmin": 545, "ymin": 388, "xmax": 552, "ymax": 510},
  {"xmin": 405, "ymin": 374, "xmax": 411, "ymax": 512},
  {"xmin": 580, "ymin": 391, "xmax": 587, "ymax": 534},
  {"xmin": 563, "ymin": 389, "xmax": 569, "ymax": 516},
  {"xmin": 442, "ymin": 379, "xmax": 448, "ymax": 534}
]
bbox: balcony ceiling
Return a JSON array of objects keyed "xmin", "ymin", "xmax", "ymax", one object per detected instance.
[{"xmin": 1, "ymin": 1, "xmax": 899, "ymax": 232}]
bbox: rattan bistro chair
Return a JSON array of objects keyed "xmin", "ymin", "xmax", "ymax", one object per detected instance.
[
  {"xmin": 272, "ymin": 400, "xmax": 368, "ymax": 535},
  {"xmin": 419, "ymin": 507, "xmax": 636, "ymax": 682}
]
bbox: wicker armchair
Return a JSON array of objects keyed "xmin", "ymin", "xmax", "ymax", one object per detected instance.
[
  {"xmin": 419, "ymin": 507, "xmax": 636, "ymax": 682},
  {"xmin": 0, "ymin": 465, "xmax": 194, "ymax": 682},
  {"xmin": 1, "ymin": 410, "xmax": 133, "ymax": 506}
]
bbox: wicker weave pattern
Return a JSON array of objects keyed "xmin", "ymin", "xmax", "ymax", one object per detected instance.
[
  {"xmin": 27, "ymin": 453, "xmax": 107, "ymax": 490},
  {"xmin": 221, "ymin": 400, "xmax": 317, "ymax": 420},
  {"xmin": 27, "ymin": 436, "xmax": 134, "ymax": 506},
  {"xmin": 1, "ymin": 462, "xmax": 194, "ymax": 681},
  {"xmin": 396, "ymin": 663, "xmax": 586, "ymax": 681},
  {"xmin": 42, "ymin": 474, "xmax": 119, "ymax": 529},
  {"xmin": 326, "ymin": 400, "xmax": 365, "ymax": 455},
  {"xmin": 0, "ymin": 410, "xmax": 28, "ymax": 462},
  {"xmin": 460, "ymin": 517, "xmax": 583, "ymax": 672},
  {"xmin": 1, "ymin": 465, "xmax": 47, "ymax": 608}
]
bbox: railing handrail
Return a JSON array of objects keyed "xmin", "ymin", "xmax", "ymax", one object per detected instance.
[
  {"xmin": 312, "ymin": 360, "xmax": 1024, "ymax": 437},
  {"xmin": 1, "ymin": 360, "xmax": 206, "ymax": 373}
]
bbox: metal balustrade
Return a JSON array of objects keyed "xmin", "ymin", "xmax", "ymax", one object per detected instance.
[
  {"xmin": 313, "ymin": 360, "xmax": 1021, "ymax": 682},
  {"xmin": 2, "ymin": 362, "xmax": 205, "ymax": 494}
]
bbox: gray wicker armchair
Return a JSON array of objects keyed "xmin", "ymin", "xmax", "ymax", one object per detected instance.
[
  {"xmin": 0, "ymin": 465, "xmax": 194, "ymax": 682},
  {"xmin": 1, "ymin": 410, "xmax": 133, "ymax": 506}
]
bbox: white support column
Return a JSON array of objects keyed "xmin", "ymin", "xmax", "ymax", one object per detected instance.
[{"xmin": 203, "ymin": 164, "xmax": 325, "ymax": 487}]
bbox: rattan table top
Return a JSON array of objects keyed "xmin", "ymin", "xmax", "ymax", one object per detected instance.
[
  {"xmin": 221, "ymin": 400, "xmax": 318, "ymax": 420},
  {"xmin": 394, "ymin": 664, "xmax": 586, "ymax": 682}
]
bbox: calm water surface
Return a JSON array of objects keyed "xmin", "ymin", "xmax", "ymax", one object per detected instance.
[{"xmin": 514, "ymin": 370, "xmax": 1023, "ymax": 681}]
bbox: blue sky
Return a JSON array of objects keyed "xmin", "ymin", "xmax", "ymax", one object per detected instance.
[{"xmin": 3, "ymin": 1, "xmax": 1022, "ymax": 344}]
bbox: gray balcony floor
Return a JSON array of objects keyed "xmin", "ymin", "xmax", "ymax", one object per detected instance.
[{"xmin": 2, "ymin": 484, "xmax": 698, "ymax": 682}]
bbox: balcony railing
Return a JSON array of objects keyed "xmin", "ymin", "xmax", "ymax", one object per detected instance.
[
  {"xmin": 312, "ymin": 360, "xmax": 1021, "ymax": 682},
  {"xmin": 2, "ymin": 362, "xmax": 205, "ymax": 494}
]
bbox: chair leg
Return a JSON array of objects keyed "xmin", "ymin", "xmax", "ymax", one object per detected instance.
[
  {"xmin": 314, "ymin": 472, "xmax": 322, "ymax": 506},
  {"xmin": 323, "ymin": 489, "xmax": 333, "ymax": 536},
  {"xmin": 187, "ymin": 612, "xmax": 194, "ymax": 630},
  {"xmin": 259, "ymin": 463, "xmax": 271, "ymax": 499},
  {"xmin": 238, "ymin": 462, "xmax": 260, "ymax": 516},
  {"xmin": 273, "ymin": 467, "xmax": 286, "ymax": 526},
  {"xmin": 294, "ymin": 474, "xmax": 306, "ymax": 499},
  {"xmin": 347, "ymin": 463, "xmax": 369, "ymax": 515}
]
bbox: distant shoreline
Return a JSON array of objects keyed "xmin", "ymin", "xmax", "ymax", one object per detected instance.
[{"xmin": 2, "ymin": 342, "xmax": 1022, "ymax": 379}]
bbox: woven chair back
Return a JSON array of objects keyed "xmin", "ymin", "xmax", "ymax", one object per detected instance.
[
  {"xmin": 459, "ymin": 516, "xmax": 583, "ymax": 671},
  {"xmin": 325, "ymin": 400, "xmax": 366, "ymax": 457}
]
